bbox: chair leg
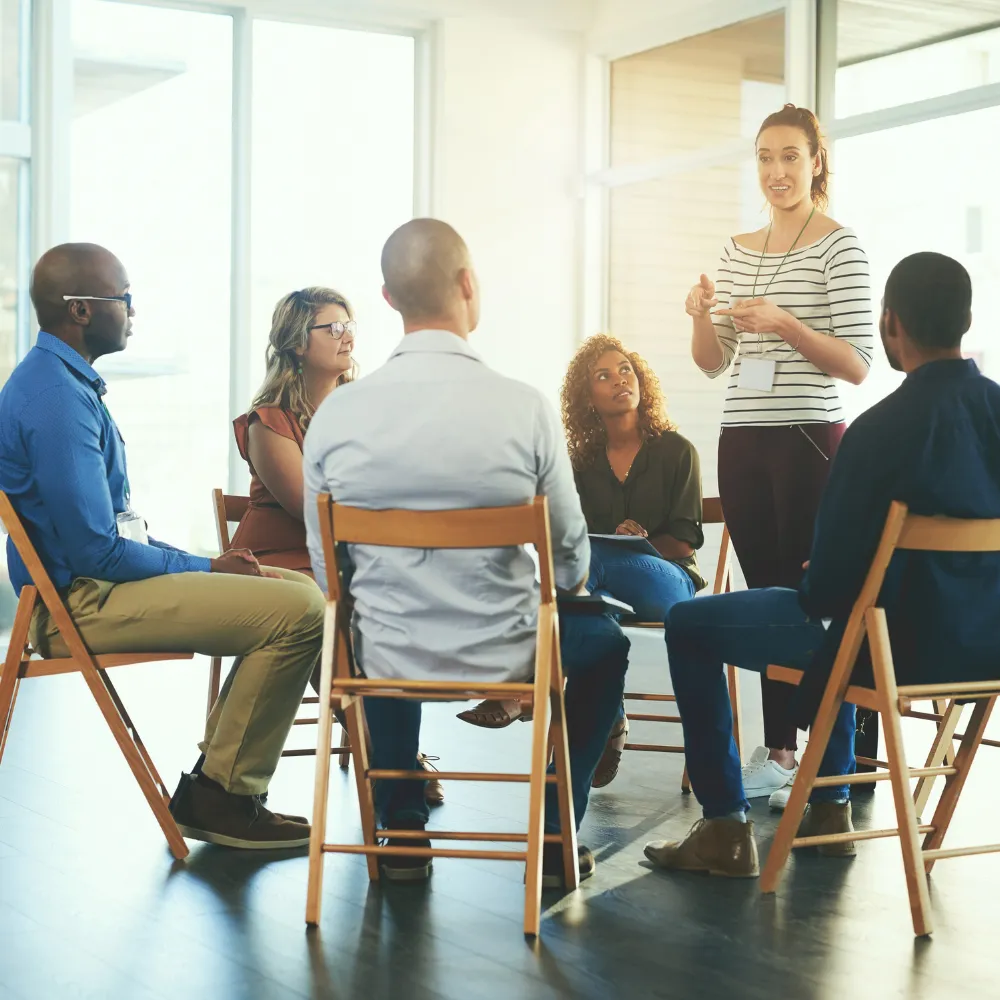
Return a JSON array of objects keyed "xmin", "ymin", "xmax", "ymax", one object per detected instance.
[
  {"xmin": 306, "ymin": 618, "xmax": 337, "ymax": 927},
  {"xmin": 727, "ymin": 663, "xmax": 743, "ymax": 763},
  {"xmin": 524, "ymin": 604, "xmax": 557, "ymax": 938},
  {"xmin": 77, "ymin": 662, "xmax": 189, "ymax": 860},
  {"xmin": 207, "ymin": 656, "xmax": 222, "ymax": 719},
  {"xmin": 0, "ymin": 591, "xmax": 33, "ymax": 766},
  {"xmin": 760, "ymin": 705, "xmax": 833, "ymax": 893},
  {"xmin": 346, "ymin": 694, "xmax": 380, "ymax": 881},
  {"xmin": 913, "ymin": 699, "xmax": 962, "ymax": 818},
  {"xmin": 867, "ymin": 608, "xmax": 932, "ymax": 937},
  {"xmin": 680, "ymin": 765, "xmax": 691, "ymax": 794},
  {"xmin": 548, "ymin": 619, "xmax": 578, "ymax": 894},
  {"xmin": 922, "ymin": 696, "xmax": 995, "ymax": 876},
  {"xmin": 338, "ymin": 722, "xmax": 351, "ymax": 772}
]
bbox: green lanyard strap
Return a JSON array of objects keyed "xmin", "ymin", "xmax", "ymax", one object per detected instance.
[{"xmin": 750, "ymin": 206, "xmax": 815, "ymax": 354}]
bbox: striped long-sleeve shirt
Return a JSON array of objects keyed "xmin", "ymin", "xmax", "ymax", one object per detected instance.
[{"xmin": 703, "ymin": 228, "xmax": 874, "ymax": 426}]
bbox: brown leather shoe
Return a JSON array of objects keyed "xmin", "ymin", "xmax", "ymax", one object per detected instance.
[
  {"xmin": 419, "ymin": 753, "xmax": 445, "ymax": 806},
  {"xmin": 644, "ymin": 818, "xmax": 760, "ymax": 877},
  {"xmin": 592, "ymin": 713, "xmax": 629, "ymax": 788},
  {"xmin": 170, "ymin": 773, "xmax": 310, "ymax": 850},
  {"xmin": 795, "ymin": 801, "xmax": 856, "ymax": 856}
]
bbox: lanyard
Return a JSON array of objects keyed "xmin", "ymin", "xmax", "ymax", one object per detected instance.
[
  {"xmin": 751, "ymin": 207, "xmax": 815, "ymax": 354},
  {"xmin": 99, "ymin": 397, "xmax": 132, "ymax": 506}
]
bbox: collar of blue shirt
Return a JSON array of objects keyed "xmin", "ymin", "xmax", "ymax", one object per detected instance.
[
  {"xmin": 35, "ymin": 330, "xmax": 107, "ymax": 396},
  {"xmin": 388, "ymin": 328, "xmax": 483, "ymax": 363}
]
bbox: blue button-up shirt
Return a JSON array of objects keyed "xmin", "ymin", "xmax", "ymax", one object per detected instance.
[
  {"xmin": 0, "ymin": 332, "xmax": 211, "ymax": 594},
  {"xmin": 303, "ymin": 330, "xmax": 591, "ymax": 684},
  {"xmin": 797, "ymin": 359, "xmax": 1000, "ymax": 720}
]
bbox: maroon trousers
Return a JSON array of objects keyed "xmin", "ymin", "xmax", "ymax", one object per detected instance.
[{"xmin": 717, "ymin": 422, "xmax": 847, "ymax": 751}]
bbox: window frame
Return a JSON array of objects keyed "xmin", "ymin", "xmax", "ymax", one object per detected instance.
[{"xmin": 32, "ymin": 0, "xmax": 429, "ymax": 493}]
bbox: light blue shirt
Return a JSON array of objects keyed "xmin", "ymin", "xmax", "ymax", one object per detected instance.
[{"xmin": 303, "ymin": 329, "xmax": 590, "ymax": 683}]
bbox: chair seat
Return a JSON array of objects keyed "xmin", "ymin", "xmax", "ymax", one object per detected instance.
[{"xmin": 21, "ymin": 651, "xmax": 194, "ymax": 679}]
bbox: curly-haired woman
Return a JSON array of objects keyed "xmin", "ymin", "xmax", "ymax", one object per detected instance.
[
  {"xmin": 562, "ymin": 334, "xmax": 705, "ymax": 785},
  {"xmin": 458, "ymin": 335, "xmax": 703, "ymax": 788}
]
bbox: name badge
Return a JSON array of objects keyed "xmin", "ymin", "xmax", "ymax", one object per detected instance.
[
  {"xmin": 116, "ymin": 509, "xmax": 149, "ymax": 545},
  {"xmin": 737, "ymin": 356, "xmax": 777, "ymax": 393}
]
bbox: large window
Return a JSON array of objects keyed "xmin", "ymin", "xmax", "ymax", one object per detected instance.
[
  {"xmin": 825, "ymin": 0, "xmax": 1000, "ymax": 421},
  {"xmin": 249, "ymin": 21, "xmax": 414, "ymax": 389},
  {"xmin": 835, "ymin": 1, "xmax": 1000, "ymax": 117},
  {"xmin": 70, "ymin": 0, "xmax": 233, "ymax": 555},
  {"xmin": 606, "ymin": 12, "xmax": 786, "ymax": 495}
]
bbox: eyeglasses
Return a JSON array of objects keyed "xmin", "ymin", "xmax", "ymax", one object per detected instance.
[
  {"xmin": 63, "ymin": 293, "xmax": 133, "ymax": 310},
  {"xmin": 309, "ymin": 319, "xmax": 356, "ymax": 339}
]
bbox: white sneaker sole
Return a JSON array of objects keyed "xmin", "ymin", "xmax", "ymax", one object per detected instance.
[{"xmin": 177, "ymin": 823, "xmax": 310, "ymax": 850}]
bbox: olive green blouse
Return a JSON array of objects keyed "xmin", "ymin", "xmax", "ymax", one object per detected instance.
[{"xmin": 573, "ymin": 431, "xmax": 705, "ymax": 591}]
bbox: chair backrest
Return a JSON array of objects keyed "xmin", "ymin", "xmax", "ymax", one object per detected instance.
[
  {"xmin": 0, "ymin": 491, "xmax": 65, "ymax": 616},
  {"xmin": 833, "ymin": 501, "xmax": 1000, "ymax": 679},
  {"xmin": 0, "ymin": 491, "xmax": 99, "ymax": 663},
  {"xmin": 701, "ymin": 496, "xmax": 732, "ymax": 595},
  {"xmin": 315, "ymin": 494, "xmax": 557, "ymax": 605},
  {"xmin": 702, "ymin": 496, "xmax": 724, "ymax": 525},
  {"xmin": 211, "ymin": 489, "xmax": 250, "ymax": 553}
]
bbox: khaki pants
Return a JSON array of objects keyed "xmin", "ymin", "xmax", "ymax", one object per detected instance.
[{"xmin": 29, "ymin": 568, "xmax": 324, "ymax": 795}]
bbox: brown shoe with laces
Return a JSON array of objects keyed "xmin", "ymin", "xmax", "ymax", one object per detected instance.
[
  {"xmin": 644, "ymin": 817, "xmax": 759, "ymax": 877},
  {"xmin": 795, "ymin": 801, "xmax": 856, "ymax": 857},
  {"xmin": 169, "ymin": 772, "xmax": 310, "ymax": 850},
  {"xmin": 419, "ymin": 753, "xmax": 445, "ymax": 806}
]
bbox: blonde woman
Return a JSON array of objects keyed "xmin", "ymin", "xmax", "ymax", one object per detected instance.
[
  {"xmin": 231, "ymin": 286, "xmax": 444, "ymax": 805},
  {"xmin": 231, "ymin": 288, "xmax": 357, "ymax": 569}
]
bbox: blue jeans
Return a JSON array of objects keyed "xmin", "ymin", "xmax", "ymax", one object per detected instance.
[
  {"xmin": 665, "ymin": 587, "xmax": 856, "ymax": 817},
  {"xmin": 364, "ymin": 611, "xmax": 630, "ymax": 833},
  {"xmin": 589, "ymin": 540, "xmax": 695, "ymax": 723},
  {"xmin": 588, "ymin": 540, "xmax": 696, "ymax": 621}
]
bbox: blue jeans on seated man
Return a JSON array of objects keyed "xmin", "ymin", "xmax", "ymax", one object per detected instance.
[
  {"xmin": 364, "ymin": 612, "xmax": 630, "ymax": 833},
  {"xmin": 665, "ymin": 587, "xmax": 856, "ymax": 817}
]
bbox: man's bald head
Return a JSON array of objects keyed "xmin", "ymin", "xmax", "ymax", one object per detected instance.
[
  {"xmin": 381, "ymin": 219, "xmax": 478, "ymax": 331},
  {"xmin": 31, "ymin": 243, "xmax": 128, "ymax": 330},
  {"xmin": 31, "ymin": 243, "xmax": 132, "ymax": 360}
]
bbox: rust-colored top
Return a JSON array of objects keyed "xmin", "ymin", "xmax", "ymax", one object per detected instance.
[{"xmin": 231, "ymin": 406, "xmax": 312, "ymax": 575}]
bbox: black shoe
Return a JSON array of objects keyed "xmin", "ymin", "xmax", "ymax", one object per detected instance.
[
  {"xmin": 541, "ymin": 843, "xmax": 595, "ymax": 888},
  {"xmin": 169, "ymin": 772, "xmax": 310, "ymax": 850},
  {"xmin": 379, "ymin": 817, "xmax": 433, "ymax": 882}
]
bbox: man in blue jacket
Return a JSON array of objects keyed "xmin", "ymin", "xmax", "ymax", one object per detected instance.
[
  {"xmin": 0, "ymin": 243, "xmax": 322, "ymax": 850},
  {"xmin": 644, "ymin": 252, "xmax": 1000, "ymax": 877}
]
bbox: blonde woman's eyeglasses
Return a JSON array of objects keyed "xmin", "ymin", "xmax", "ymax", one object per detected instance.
[{"xmin": 309, "ymin": 320, "xmax": 356, "ymax": 339}]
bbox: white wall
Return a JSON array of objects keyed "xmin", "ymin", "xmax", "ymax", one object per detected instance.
[{"xmin": 431, "ymin": 16, "xmax": 585, "ymax": 405}]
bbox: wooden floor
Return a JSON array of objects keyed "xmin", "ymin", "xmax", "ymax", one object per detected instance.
[{"xmin": 1, "ymin": 626, "xmax": 999, "ymax": 1000}]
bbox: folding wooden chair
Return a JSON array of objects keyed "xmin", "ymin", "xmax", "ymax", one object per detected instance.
[
  {"xmin": 622, "ymin": 497, "xmax": 742, "ymax": 790},
  {"xmin": 305, "ymin": 494, "xmax": 578, "ymax": 937},
  {"xmin": 0, "ymin": 491, "xmax": 193, "ymax": 859},
  {"xmin": 761, "ymin": 501, "xmax": 1000, "ymax": 937},
  {"xmin": 209, "ymin": 489, "xmax": 350, "ymax": 768}
]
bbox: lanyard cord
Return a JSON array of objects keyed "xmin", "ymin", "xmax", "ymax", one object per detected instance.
[
  {"xmin": 99, "ymin": 397, "xmax": 131, "ymax": 506},
  {"xmin": 750, "ymin": 206, "xmax": 815, "ymax": 354}
]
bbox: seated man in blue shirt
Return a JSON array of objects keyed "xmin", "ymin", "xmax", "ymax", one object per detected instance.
[
  {"xmin": 0, "ymin": 243, "xmax": 323, "ymax": 850},
  {"xmin": 304, "ymin": 219, "xmax": 630, "ymax": 885},
  {"xmin": 645, "ymin": 252, "xmax": 1000, "ymax": 877}
]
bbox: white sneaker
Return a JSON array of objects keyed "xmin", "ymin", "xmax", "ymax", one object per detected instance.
[
  {"xmin": 741, "ymin": 746, "xmax": 797, "ymax": 799},
  {"xmin": 768, "ymin": 784, "xmax": 792, "ymax": 812}
]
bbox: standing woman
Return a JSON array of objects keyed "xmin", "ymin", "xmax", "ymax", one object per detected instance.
[{"xmin": 685, "ymin": 104, "xmax": 873, "ymax": 809}]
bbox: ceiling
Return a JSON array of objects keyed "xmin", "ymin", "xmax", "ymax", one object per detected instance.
[{"xmin": 838, "ymin": 0, "xmax": 1000, "ymax": 64}]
